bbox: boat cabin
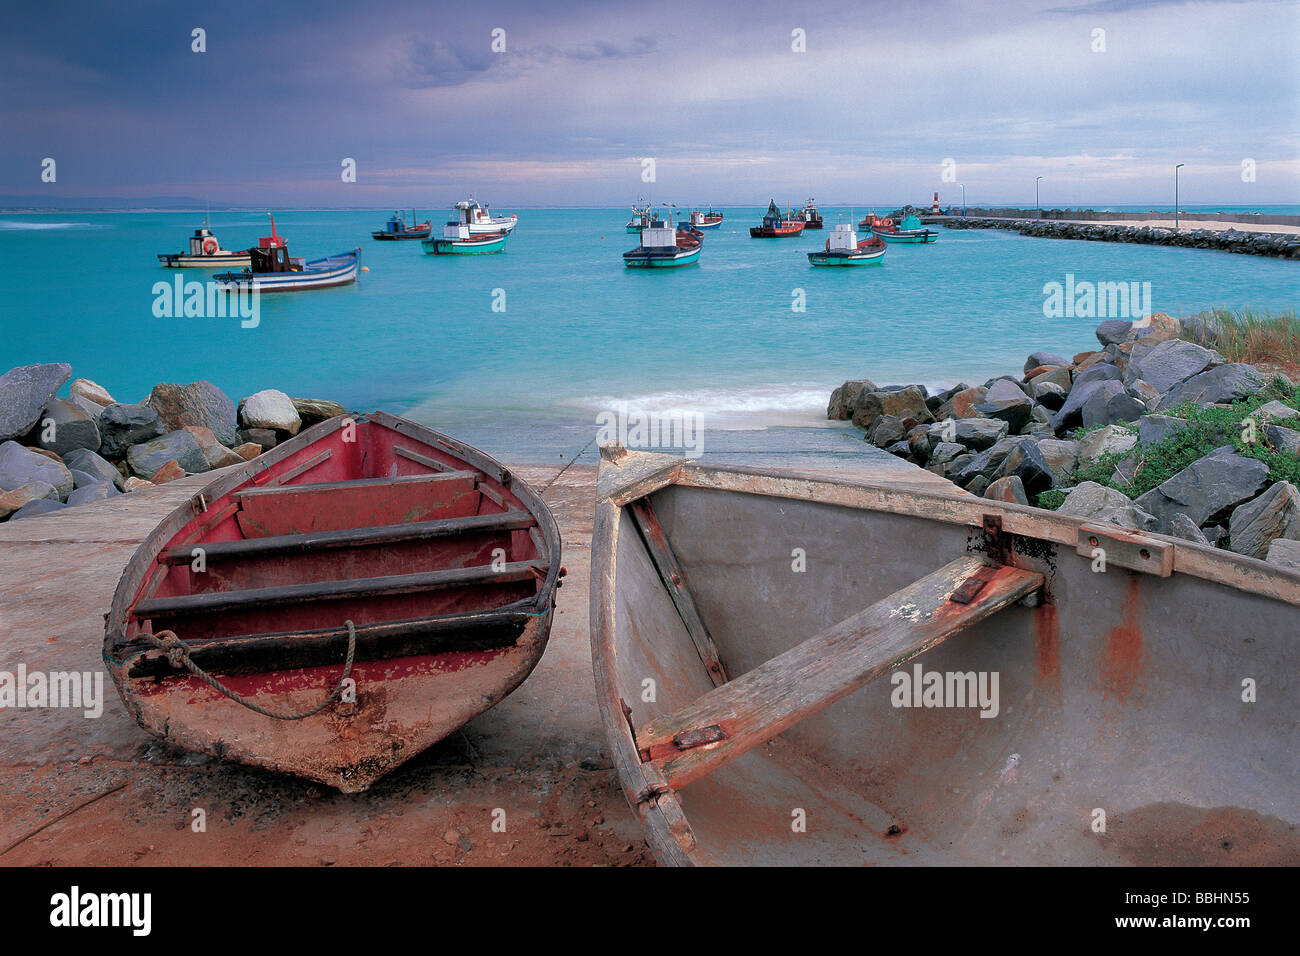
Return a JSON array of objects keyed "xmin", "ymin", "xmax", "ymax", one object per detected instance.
[
  {"xmin": 761, "ymin": 200, "xmax": 786, "ymax": 227},
  {"xmin": 249, "ymin": 244, "xmax": 295, "ymax": 273},
  {"xmin": 187, "ymin": 226, "xmax": 223, "ymax": 256},
  {"xmin": 899, "ymin": 213, "xmax": 923, "ymax": 231},
  {"xmin": 453, "ymin": 199, "xmax": 493, "ymax": 226},
  {"xmin": 827, "ymin": 223, "xmax": 859, "ymax": 252},
  {"xmin": 640, "ymin": 220, "xmax": 677, "ymax": 249}
]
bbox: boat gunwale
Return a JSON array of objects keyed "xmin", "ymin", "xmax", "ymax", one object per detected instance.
[
  {"xmin": 589, "ymin": 450, "xmax": 1300, "ymax": 865},
  {"xmin": 105, "ymin": 411, "xmax": 563, "ymax": 657}
]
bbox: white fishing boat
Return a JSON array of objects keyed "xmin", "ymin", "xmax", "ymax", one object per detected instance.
[
  {"xmin": 453, "ymin": 198, "xmax": 518, "ymax": 235},
  {"xmin": 157, "ymin": 216, "xmax": 251, "ymax": 268}
]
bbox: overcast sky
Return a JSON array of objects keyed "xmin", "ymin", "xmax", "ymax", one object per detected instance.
[{"xmin": 2, "ymin": 0, "xmax": 1296, "ymax": 207}]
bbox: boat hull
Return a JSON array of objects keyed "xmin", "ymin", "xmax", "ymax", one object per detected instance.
[
  {"xmin": 104, "ymin": 412, "xmax": 562, "ymax": 793},
  {"xmin": 873, "ymin": 228, "xmax": 938, "ymax": 244},
  {"xmin": 158, "ymin": 252, "xmax": 252, "ymax": 268},
  {"xmin": 694, "ymin": 219, "xmax": 723, "ymax": 230},
  {"xmin": 623, "ymin": 247, "xmax": 702, "ymax": 268},
  {"xmin": 468, "ymin": 218, "xmax": 517, "ymax": 235},
  {"xmin": 214, "ymin": 249, "xmax": 360, "ymax": 292},
  {"xmin": 807, "ymin": 249, "xmax": 885, "ymax": 265},
  {"xmin": 749, "ymin": 226, "xmax": 805, "ymax": 237},
  {"xmin": 371, "ymin": 228, "xmax": 432, "ymax": 241},
  {"xmin": 423, "ymin": 233, "xmax": 509, "ymax": 254},
  {"xmin": 591, "ymin": 451, "xmax": 1300, "ymax": 866}
]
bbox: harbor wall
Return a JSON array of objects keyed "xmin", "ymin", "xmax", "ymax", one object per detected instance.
[
  {"xmin": 931, "ymin": 216, "xmax": 1300, "ymax": 258},
  {"xmin": 936, "ymin": 207, "xmax": 1300, "ymax": 227}
]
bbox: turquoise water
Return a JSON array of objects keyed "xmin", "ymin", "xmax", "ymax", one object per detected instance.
[{"xmin": 1, "ymin": 209, "xmax": 1295, "ymax": 465}]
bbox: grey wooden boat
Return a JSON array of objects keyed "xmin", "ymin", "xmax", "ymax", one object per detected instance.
[{"xmin": 591, "ymin": 446, "xmax": 1299, "ymax": 866}]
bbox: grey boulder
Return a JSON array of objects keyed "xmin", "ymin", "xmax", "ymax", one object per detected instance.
[
  {"xmin": 1227, "ymin": 481, "xmax": 1300, "ymax": 560},
  {"xmin": 126, "ymin": 429, "xmax": 211, "ymax": 479},
  {"xmin": 0, "ymin": 441, "xmax": 74, "ymax": 498},
  {"xmin": 0, "ymin": 363, "xmax": 72, "ymax": 442},
  {"xmin": 1057, "ymin": 481, "xmax": 1157, "ymax": 531},
  {"xmin": 1158, "ymin": 364, "xmax": 1266, "ymax": 411},
  {"xmin": 98, "ymin": 403, "xmax": 165, "ymax": 459},
  {"xmin": 1133, "ymin": 446, "xmax": 1270, "ymax": 531},
  {"xmin": 33, "ymin": 397, "xmax": 100, "ymax": 456}
]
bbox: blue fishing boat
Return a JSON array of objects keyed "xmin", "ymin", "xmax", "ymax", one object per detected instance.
[
  {"xmin": 423, "ymin": 220, "xmax": 510, "ymax": 255},
  {"xmin": 688, "ymin": 208, "xmax": 724, "ymax": 230},
  {"xmin": 371, "ymin": 209, "xmax": 432, "ymax": 240},
  {"xmin": 873, "ymin": 212, "xmax": 938, "ymax": 244},
  {"xmin": 807, "ymin": 224, "xmax": 887, "ymax": 266},
  {"xmin": 624, "ymin": 215, "xmax": 703, "ymax": 268},
  {"xmin": 213, "ymin": 216, "xmax": 360, "ymax": 291}
]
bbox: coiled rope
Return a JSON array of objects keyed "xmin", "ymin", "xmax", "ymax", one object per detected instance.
[{"xmin": 143, "ymin": 621, "xmax": 357, "ymax": 720}]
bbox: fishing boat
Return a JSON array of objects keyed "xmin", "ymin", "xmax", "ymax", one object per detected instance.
[
  {"xmin": 157, "ymin": 216, "xmax": 251, "ymax": 268},
  {"xmin": 371, "ymin": 210, "xmax": 432, "ymax": 240},
  {"xmin": 749, "ymin": 200, "xmax": 805, "ymax": 238},
  {"xmin": 422, "ymin": 220, "xmax": 510, "ymax": 255},
  {"xmin": 623, "ymin": 215, "xmax": 703, "ymax": 268},
  {"xmin": 452, "ymin": 197, "xmax": 518, "ymax": 235},
  {"xmin": 858, "ymin": 211, "xmax": 889, "ymax": 232},
  {"xmin": 590, "ymin": 447, "xmax": 1299, "ymax": 866},
  {"xmin": 807, "ymin": 224, "xmax": 887, "ymax": 266},
  {"xmin": 104, "ymin": 411, "xmax": 562, "ymax": 793},
  {"xmin": 627, "ymin": 204, "xmax": 654, "ymax": 233},
  {"xmin": 688, "ymin": 208, "xmax": 724, "ymax": 230},
  {"xmin": 874, "ymin": 212, "xmax": 938, "ymax": 244},
  {"xmin": 213, "ymin": 217, "xmax": 359, "ymax": 292},
  {"xmin": 798, "ymin": 198, "xmax": 824, "ymax": 229}
]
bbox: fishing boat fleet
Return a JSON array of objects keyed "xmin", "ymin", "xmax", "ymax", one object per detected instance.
[{"xmin": 154, "ymin": 197, "xmax": 938, "ymax": 289}]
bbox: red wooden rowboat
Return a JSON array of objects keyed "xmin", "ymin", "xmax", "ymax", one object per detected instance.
[{"xmin": 104, "ymin": 411, "xmax": 562, "ymax": 792}]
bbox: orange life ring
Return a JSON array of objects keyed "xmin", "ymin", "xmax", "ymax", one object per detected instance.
[
  {"xmin": 203, "ymin": 238, "xmax": 218, "ymax": 255},
  {"xmin": 882, "ymin": 218, "xmax": 894, "ymax": 227}
]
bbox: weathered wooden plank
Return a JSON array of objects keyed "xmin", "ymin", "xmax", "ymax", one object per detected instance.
[
  {"xmin": 133, "ymin": 560, "xmax": 546, "ymax": 618},
  {"xmin": 634, "ymin": 555, "xmax": 1043, "ymax": 789},
  {"xmin": 394, "ymin": 445, "xmax": 452, "ymax": 472},
  {"xmin": 628, "ymin": 498, "xmax": 727, "ymax": 686},
  {"xmin": 234, "ymin": 471, "xmax": 480, "ymax": 537},
  {"xmin": 269, "ymin": 448, "xmax": 332, "ymax": 486},
  {"xmin": 158, "ymin": 511, "xmax": 535, "ymax": 565}
]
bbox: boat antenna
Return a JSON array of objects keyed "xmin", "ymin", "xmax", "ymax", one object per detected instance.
[{"xmin": 267, "ymin": 212, "xmax": 277, "ymax": 241}]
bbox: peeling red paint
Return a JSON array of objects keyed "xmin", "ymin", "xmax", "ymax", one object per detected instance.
[{"xmin": 1033, "ymin": 603, "xmax": 1060, "ymax": 696}]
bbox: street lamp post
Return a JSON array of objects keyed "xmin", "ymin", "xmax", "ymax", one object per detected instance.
[
  {"xmin": 959, "ymin": 183, "xmax": 966, "ymax": 215},
  {"xmin": 1036, "ymin": 176, "xmax": 1044, "ymax": 216},
  {"xmin": 1175, "ymin": 163, "xmax": 1185, "ymax": 230}
]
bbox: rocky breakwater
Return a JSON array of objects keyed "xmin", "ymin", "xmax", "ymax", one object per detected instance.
[
  {"xmin": 828, "ymin": 312, "xmax": 1300, "ymax": 571},
  {"xmin": 0, "ymin": 362, "xmax": 347, "ymax": 522},
  {"xmin": 939, "ymin": 216, "xmax": 1300, "ymax": 259}
]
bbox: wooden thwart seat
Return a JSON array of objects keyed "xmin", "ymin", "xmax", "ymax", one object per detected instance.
[
  {"xmin": 234, "ymin": 471, "xmax": 481, "ymax": 537},
  {"xmin": 633, "ymin": 554, "xmax": 1043, "ymax": 790},
  {"xmin": 158, "ymin": 511, "xmax": 536, "ymax": 566},
  {"xmin": 134, "ymin": 560, "xmax": 546, "ymax": 619}
]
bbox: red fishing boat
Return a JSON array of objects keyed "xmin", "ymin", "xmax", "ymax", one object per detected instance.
[
  {"xmin": 749, "ymin": 200, "xmax": 806, "ymax": 238},
  {"xmin": 103, "ymin": 411, "xmax": 562, "ymax": 792}
]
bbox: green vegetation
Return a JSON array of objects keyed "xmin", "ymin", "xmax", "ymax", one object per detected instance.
[
  {"xmin": 1034, "ymin": 376, "xmax": 1300, "ymax": 510},
  {"xmin": 1182, "ymin": 307, "xmax": 1300, "ymax": 370}
]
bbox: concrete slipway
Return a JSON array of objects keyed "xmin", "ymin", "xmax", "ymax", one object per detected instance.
[{"xmin": 0, "ymin": 455, "xmax": 952, "ymax": 866}]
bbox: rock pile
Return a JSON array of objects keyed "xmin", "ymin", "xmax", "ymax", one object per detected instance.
[
  {"xmin": 0, "ymin": 363, "xmax": 347, "ymax": 522},
  {"xmin": 828, "ymin": 313, "xmax": 1300, "ymax": 571},
  {"xmin": 938, "ymin": 217, "xmax": 1300, "ymax": 259}
]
